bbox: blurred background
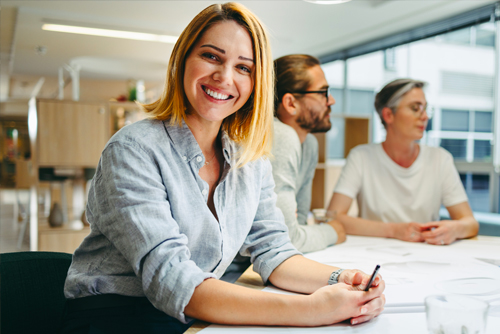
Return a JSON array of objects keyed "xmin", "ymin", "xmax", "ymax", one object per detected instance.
[{"xmin": 1, "ymin": 0, "xmax": 499, "ymax": 253}]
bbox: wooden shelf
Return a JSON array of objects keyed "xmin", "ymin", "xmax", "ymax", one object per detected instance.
[{"xmin": 311, "ymin": 115, "xmax": 371, "ymax": 210}]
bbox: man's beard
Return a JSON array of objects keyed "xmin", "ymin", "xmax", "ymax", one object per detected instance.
[{"xmin": 296, "ymin": 106, "xmax": 332, "ymax": 133}]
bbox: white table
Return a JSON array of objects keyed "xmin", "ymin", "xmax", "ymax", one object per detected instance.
[{"xmin": 195, "ymin": 235, "xmax": 500, "ymax": 333}]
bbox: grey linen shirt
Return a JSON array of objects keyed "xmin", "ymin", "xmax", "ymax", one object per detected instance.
[
  {"xmin": 271, "ymin": 119, "xmax": 338, "ymax": 253},
  {"xmin": 64, "ymin": 118, "xmax": 300, "ymax": 324}
]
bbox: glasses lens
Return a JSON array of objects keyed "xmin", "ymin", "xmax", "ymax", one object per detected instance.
[
  {"xmin": 326, "ymin": 87, "xmax": 334, "ymax": 99},
  {"xmin": 427, "ymin": 107, "xmax": 434, "ymax": 119}
]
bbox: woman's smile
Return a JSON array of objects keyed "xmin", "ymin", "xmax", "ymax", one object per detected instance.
[{"xmin": 201, "ymin": 84, "xmax": 233, "ymax": 101}]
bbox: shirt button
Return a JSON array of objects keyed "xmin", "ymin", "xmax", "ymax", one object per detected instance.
[
  {"xmin": 196, "ymin": 156, "xmax": 202, "ymax": 162},
  {"xmin": 182, "ymin": 156, "xmax": 187, "ymax": 161},
  {"xmin": 202, "ymin": 189, "xmax": 208, "ymax": 196}
]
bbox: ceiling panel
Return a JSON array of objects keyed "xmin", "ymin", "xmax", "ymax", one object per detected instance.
[{"xmin": 0, "ymin": 0, "xmax": 496, "ymax": 83}]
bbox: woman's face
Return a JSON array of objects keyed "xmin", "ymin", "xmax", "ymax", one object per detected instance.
[
  {"xmin": 183, "ymin": 20, "xmax": 254, "ymax": 125},
  {"xmin": 390, "ymin": 87, "xmax": 429, "ymax": 140}
]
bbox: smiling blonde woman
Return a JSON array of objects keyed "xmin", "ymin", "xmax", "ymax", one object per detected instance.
[{"xmin": 61, "ymin": 3, "xmax": 385, "ymax": 333}]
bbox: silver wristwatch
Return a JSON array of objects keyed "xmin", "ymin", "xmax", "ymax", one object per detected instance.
[{"xmin": 328, "ymin": 269, "xmax": 345, "ymax": 285}]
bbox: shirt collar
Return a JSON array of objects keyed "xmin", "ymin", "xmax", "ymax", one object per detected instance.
[{"xmin": 163, "ymin": 119, "xmax": 235, "ymax": 166}]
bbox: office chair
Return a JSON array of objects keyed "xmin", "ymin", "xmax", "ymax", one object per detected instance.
[{"xmin": 0, "ymin": 251, "xmax": 73, "ymax": 334}]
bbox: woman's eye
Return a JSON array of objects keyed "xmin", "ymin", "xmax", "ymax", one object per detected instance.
[
  {"xmin": 238, "ymin": 65, "xmax": 251, "ymax": 73},
  {"xmin": 202, "ymin": 53, "xmax": 218, "ymax": 61}
]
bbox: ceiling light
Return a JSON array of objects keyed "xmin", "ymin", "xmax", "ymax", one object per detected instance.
[
  {"xmin": 304, "ymin": 0, "xmax": 352, "ymax": 4},
  {"xmin": 42, "ymin": 24, "xmax": 178, "ymax": 44}
]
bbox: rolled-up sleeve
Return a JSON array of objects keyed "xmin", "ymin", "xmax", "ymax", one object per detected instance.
[
  {"xmin": 240, "ymin": 159, "xmax": 301, "ymax": 284},
  {"xmin": 92, "ymin": 141, "xmax": 215, "ymax": 323}
]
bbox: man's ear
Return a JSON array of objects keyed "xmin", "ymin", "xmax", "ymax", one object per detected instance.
[
  {"xmin": 381, "ymin": 107, "xmax": 394, "ymax": 125},
  {"xmin": 281, "ymin": 93, "xmax": 298, "ymax": 116}
]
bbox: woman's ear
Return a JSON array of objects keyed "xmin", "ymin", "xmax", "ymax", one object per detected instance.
[
  {"xmin": 281, "ymin": 93, "xmax": 298, "ymax": 116},
  {"xmin": 382, "ymin": 107, "xmax": 394, "ymax": 125}
]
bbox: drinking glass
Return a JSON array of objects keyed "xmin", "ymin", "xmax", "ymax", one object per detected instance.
[{"xmin": 425, "ymin": 294, "xmax": 489, "ymax": 334}]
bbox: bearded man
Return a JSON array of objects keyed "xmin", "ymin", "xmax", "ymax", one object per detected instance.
[{"xmin": 272, "ymin": 54, "xmax": 346, "ymax": 253}]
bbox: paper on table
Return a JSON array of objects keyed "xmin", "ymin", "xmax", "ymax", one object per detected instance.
[{"xmin": 302, "ymin": 236, "xmax": 500, "ymax": 307}]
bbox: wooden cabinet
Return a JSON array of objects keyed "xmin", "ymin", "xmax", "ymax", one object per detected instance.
[
  {"xmin": 37, "ymin": 100, "xmax": 109, "ymax": 167},
  {"xmin": 311, "ymin": 115, "xmax": 370, "ymax": 210}
]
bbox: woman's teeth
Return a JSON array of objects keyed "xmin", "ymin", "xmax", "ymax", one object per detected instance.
[{"xmin": 204, "ymin": 87, "xmax": 229, "ymax": 100}]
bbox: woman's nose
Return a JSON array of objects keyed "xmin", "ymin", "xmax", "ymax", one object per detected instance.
[{"xmin": 213, "ymin": 65, "xmax": 232, "ymax": 85}]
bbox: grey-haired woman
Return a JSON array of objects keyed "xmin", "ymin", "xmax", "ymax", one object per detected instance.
[{"xmin": 327, "ymin": 78, "xmax": 478, "ymax": 245}]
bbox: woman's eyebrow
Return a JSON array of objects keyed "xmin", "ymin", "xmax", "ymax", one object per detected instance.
[
  {"xmin": 201, "ymin": 44, "xmax": 225, "ymax": 53},
  {"xmin": 200, "ymin": 44, "xmax": 254, "ymax": 63},
  {"xmin": 239, "ymin": 56, "xmax": 254, "ymax": 63}
]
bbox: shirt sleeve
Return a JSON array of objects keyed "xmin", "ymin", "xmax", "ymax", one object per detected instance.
[
  {"xmin": 271, "ymin": 131, "xmax": 338, "ymax": 253},
  {"xmin": 439, "ymin": 148, "xmax": 469, "ymax": 208},
  {"xmin": 90, "ymin": 141, "xmax": 216, "ymax": 324},
  {"xmin": 296, "ymin": 137, "xmax": 317, "ymax": 225},
  {"xmin": 240, "ymin": 158, "xmax": 302, "ymax": 283},
  {"xmin": 334, "ymin": 147, "xmax": 364, "ymax": 199}
]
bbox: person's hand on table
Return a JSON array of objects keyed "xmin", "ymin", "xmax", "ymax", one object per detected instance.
[
  {"xmin": 308, "ymin": 270, "xmax": 385, "ymax": 326},
  {"xmin": 420, "ymin": 220, "xmax": 458, "ymax": 245},
  {"xmin": 392, "ymin": 222, "xmax": 425, "ymax": 243}
]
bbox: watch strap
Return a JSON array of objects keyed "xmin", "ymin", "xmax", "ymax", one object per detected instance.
[{"xmin": 328, "ymin": 269, "xmax": 345, "ymax": 285}]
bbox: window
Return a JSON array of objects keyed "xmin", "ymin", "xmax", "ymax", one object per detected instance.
[
  {"xmin": 475, "ymin": 22, "xmax": 496, "ymax": 47},
  {"xmin": 327, "ymin": 117, "xmax": 345, "ymax": 159},
  {"xmin": 441, "ymin": 109, "xmax": 469, "ymax": 132},
  {"xmin": 441, "ymin": 27, "xmax": 471, "ymax": 45},
  {"xmin": 474, "ymin": 111, "xmax": 493, "ymax": 132},
  {"xmin": 439, "ymin": 22, "xmax": 495, "ymax": 48},
  {"xmin": 441, "ymin": 72, "xmax": 494, "ymax": 97},
  {"xmin": 460, "ymin": 173, "xmax": 490, "ymax": 212},
  {"xmin": 348, "ymin": 89, "xmax": 375, "ymax": 116},
  {"xmin": 320, "ymin": 17, "xmax": 499, "ymax": 213},
  {"xmin": 441, "ymin": 139, "xmax": 467, "ymax": 160},
  {"xmin": 473, "ymin": 140, "xmax": 492, "ymax": 161}
]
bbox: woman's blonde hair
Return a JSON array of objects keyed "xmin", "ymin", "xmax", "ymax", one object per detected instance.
[{"xmin": 142, "ymin": 2, "xmax": 274, "ymax": 167}]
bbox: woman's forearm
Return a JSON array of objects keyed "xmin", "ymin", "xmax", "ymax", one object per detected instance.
[
  {"xmin": 268, "ymin": 255, "xmax": 339, "ymax": 294},
  {"xmin": 455, "ymin": 216, "xmax": 479, "ymax": 239},
  {"xmin": 185, "ymin": 277, "xmax": 311, "ymax": 326},
  {"xmin": 186, "ymin": 255, "xmax": 385, "ymax": 327},
  {"xmin": 337, "ymin": 213, "xmax": 395, "ymax": 238}
]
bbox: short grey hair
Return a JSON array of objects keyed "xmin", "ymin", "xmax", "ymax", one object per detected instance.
[{"xmin": 374, "ymin": 78, "xmax": 426, "ymax": 127}]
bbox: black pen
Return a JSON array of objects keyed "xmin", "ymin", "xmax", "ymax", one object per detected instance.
[{"xmin": 364, "ymin": 264, "xmax": 381, "ymax": 291}]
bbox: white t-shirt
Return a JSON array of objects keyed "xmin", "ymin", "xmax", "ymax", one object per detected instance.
[{"xmin": 334, "ymin": 143, "xmax": 468, "ymax": 223}]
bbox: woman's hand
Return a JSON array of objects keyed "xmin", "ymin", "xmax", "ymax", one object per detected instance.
[
  {"xmin": 420, "ymin": 220, "xmax": 459, "ymax": 245},
  {"xmin": 307, "ymin": 279, "xmax": 386, "ymax": 326},
  {"xmin": 391, "ymin": 222, "xmax": 425, "ymax": 242},
  {"xmin": 339, "ymin": 269, "xmax": 382, "ymax": 289}
]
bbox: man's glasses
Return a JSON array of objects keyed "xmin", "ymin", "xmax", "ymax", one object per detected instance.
[{"xmin": 290, "ymin": 87, "xmax": 333, "ymax": 102}]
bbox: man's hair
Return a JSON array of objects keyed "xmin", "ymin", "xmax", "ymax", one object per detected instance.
[
  {"xmin": 374, "ymin": 78, "xmax": 426, "ymax": 128},
  {"xmin": 141, "ymin": 2, "xmax": 274, "ymax": 167},
  {"xmin": 273, "ymin": 54, "xmax": 320, "ymax": 115}
]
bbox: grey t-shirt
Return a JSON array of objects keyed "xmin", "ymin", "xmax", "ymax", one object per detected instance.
[{"xmin": 271, "ymin": 119, "xmax": 338, "ymax": 253}]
